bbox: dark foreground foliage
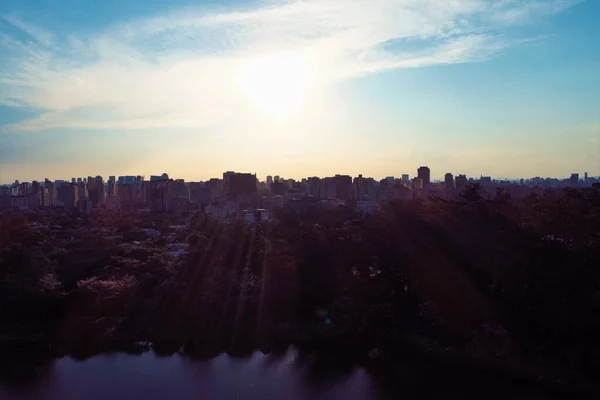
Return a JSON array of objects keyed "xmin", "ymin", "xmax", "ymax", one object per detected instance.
[{"xmin": 1, "ymin": 186, "xmax": 599, "ymax": 392}]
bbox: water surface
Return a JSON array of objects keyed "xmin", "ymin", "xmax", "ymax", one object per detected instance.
[{"xmin": 0, "ymin": 348, "xmax": 382, "ymax": 400}]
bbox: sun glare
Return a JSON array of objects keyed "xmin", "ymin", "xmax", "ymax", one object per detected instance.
[{"xmin": 239, "ymin": 52, "xmax": 315, "ymax": 118}]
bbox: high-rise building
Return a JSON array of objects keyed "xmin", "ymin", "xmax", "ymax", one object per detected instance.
[
  {"xmin": 333, "ymin": 174, "xmax": 353, "ymax": 201},
  {"xmin": 412, "ymin": 177, "xmax": 424, "ymax": 191},
  {"xmin": 118, "ymin": 176, "xmax": 137, "ymax": 185},
  {"xmin": 307, "ymin": 177, "xmax": 320, "ymax": 197},
  {"xmin": 171, "ymin": 179, "xmax": 190, "ymax": 199},
  {"xmin": 42, "ymin": 188, "xmax": 50, "ymax": 208},
  {"xmin": 417, "ymin": 166, "xmax": 431, "ymax": 188},
  {"xmin": 316, "ymin": 177, "xmax": 331, "ymax": 199},
  {"xmin": 444, "ymin": 173, "xmax": 454, "ymax": 192},
  {"xmin": 570, "ymin": 173, "xmax": 579, "ymax": 186},
  {"xmin": 57, "ymin": 182, "xmax": 78, "ymax": 209},
  {"xmin": 44, "ymin": 179, "xmax": 56, "ymax": 207},
  {"xmin": 107, "ymin": 176, "xmax": 117, "ymax": 196},
  {"xmin": 78, "ymin": 182, "xmax": 88, "ymax": 200},
  {"xmin": 223, "ymin": 171, "xmax": 257, "ymax": 199},
  {"xmin": 29, "ymin": 181, "xmax": 41, "ymax": 208},
  {"xmin": 19, "ymin": 182, "xmax": 30, "ymax": 195},
  {"xmin": 223, "ymin": 171, "xmax": 235, "ymax": 194},
  {"xmin": 455, "ymin": 174, "xmax": 468, "ymax": 193},
  {"xmin": 149, "ymin": 173, "xmax": 169, "ymax": 182},
  {"xmin": 87, "ymin": 176, "xmax": 106, "ymax": 207},
  {"xmin": 354, "ymin": 174, "xmax": 365, "ymax": 199},
  {"xmin": 119, "ymin": 183, "xmax": 136, "ymax": 206},
  {"xmin": 266, "ymin": 176, "xmax": 273, "ymax": 188}
]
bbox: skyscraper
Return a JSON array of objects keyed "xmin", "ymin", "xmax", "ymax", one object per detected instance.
[
  {"xmin": 417, "ymin": 166, "xmax": 431, "ymax": 188},
  {"xmin": 107, "ymin": 176, "xmax": 117, "ymax": 196},
  {"xmin": 57, "ymin": 182, "xmax": 78, "ymax": 209},
  {"xmin": 78, "ymin": 182, "xmax": 88, "ymax": 200},
  {"xmin": 88, "ymin": 176, "xmax": 106, "ymax": 207},
  {"xmin": 570, "ymin": 173, "xmax": 579, "ymax": 186},
  {"xmin": 444, "ymin": 173, "xmax": 454, "ymax": 192},
  {"xmin": 223, "ymin": 171, "xmax": 257, "ymax": 199},
  {"xmin": 455, "ymin": 174, "xmax": 467, "ymax": 193},
  {"xmin": 44, "ymin": 179, "xmax": 56, "ymax": 207}
]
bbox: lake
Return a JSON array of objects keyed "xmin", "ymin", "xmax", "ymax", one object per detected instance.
[
  {"xmin": 0, "ymin": 347, "xmax": 389, "ymax": 400},
  {"xmin": 0, "ymin": 345, "xmax": 576, "ymax": 399}
]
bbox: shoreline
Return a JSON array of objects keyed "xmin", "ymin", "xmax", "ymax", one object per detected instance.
[{"xmin": 0, "ymin": 333, "xmax": 595, "ymax": 396}]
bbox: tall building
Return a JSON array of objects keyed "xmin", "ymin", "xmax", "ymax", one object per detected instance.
[
  {"xmin": 107, "ymin": 176, "xmax": 117, "ymax": 196},
  {"xmin": 307, "ymin": 177, "xmax": 320, "ymax": 197},
  {"xmin": 480, "ymin": 176, "xmax": 492, "ymax": 186},
  {"xmin": 444, "ymin": 173, "xmax": 454, "ymax": 192},
  {"xmin": 570, "ymin": 173, "xmax": 579, "ymax": 186},
  {"xmin": 223, "ymin": 171, "xmax": 257, "ymax": 199},
  {"xmin": 206, "ymin": 178, "xmax": 223, "ymax": 201},
  {"xmin": 57, "ymin": 182, "xmax": 78, "ymax": 209},
  {"xmin": 455, "ymin": 174, "xmax": 467, "ymax": 193},
  {"xmin": 354, "ymin": 174, "xmax": 365, "ymax": 199},
  {"xmin": 87, "ymin": 176, "xmax": 106, "ymax": 207},
  {"xmin": 171, "ymin": 179, "xmax": 190, "ymax": 199},
  {"xmin": 29, "ymin": 181, "xmax": 41, "ymax": 208},
  {"xmin": 44, "ymin": 179, "xmax": 56, "ymax": 207},
  {"xmin": 223, "ymin": 171, "xmax": 235, "ymax": 194},
  {"xmin": 78, "ymin": 182, "xmax": 88, "ymax": 200},
  {"xmin": 42, "ymin": 188, "xmax": 50, "ymax": 208},
  {"xmin": 118, "ymin": 183, "xmax": 136, "ymax": 206},
  {"xmin": 118, "ymin": 176, "xmax": 137, "ymax": 185},
  {"xmin": 189, "ymin": 182, "xmax": 211, "ymax": 204},
  {"xmin": 412, "ymin": 177, "xmax": 424, "ymax": 191},
  {"xmin": 332, "ymin": 174, "xmax": 353, "ymax": 201},
  {"xmin": 266, "ymin": 175, "xmax": 273, "ymax": 188},
  {"xmin": 150, "ymin": 173, "xmax": 169, "ymax": 182},
  {"xmin": 318, "ymin": 177, "xmax": 334, "ymax": 199},
  {"xmin": 417, "ymin": 166, "xmax": 431, "ymax": 188},
  {"xmin": 19, "ymin": 182, "xmax": 30, "ymax": 195}
]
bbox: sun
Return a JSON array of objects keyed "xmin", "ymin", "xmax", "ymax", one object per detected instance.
[{"xmin": 239, "ymin": 52, "xmax": 315, "ymax": 118}]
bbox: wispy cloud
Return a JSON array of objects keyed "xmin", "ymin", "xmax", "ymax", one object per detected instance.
[{"xmin": 0, "ymin": 0, "xmax": 581, "ymax": 131}]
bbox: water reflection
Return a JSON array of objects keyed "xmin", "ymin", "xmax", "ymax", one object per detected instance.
[
  {"xmin": 0, "ymin": 344, "xmax": 580, "ymax": 399},
  {"xmin": 0, "ymin": 347, "xmax": 380, "ymax": 400}
]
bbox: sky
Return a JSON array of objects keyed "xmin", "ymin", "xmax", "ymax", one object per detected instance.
[{"xmin": 0, "ymin": 0, "xmax": 599, "ymax": 183}]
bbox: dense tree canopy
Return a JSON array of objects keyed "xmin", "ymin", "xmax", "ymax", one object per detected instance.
[{"xmin": 0, "ymin": 186, "xmax": 599, "ymax": 381}]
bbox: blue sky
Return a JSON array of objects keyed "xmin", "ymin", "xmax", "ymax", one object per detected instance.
[{"xmin": 1, "ymin": 0, "xmax": 598, "ymax": 183}]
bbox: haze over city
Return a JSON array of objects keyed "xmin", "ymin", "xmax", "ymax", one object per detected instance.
[
  {"xmin": 3, "ymin": 2, "xmax": 600, "ymax": 399},
  {"xmin": 1, "ymin": 0, "xmax": 599, "ymax": 181}
]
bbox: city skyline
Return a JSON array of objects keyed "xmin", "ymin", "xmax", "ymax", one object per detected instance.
[
  {"xmin": 1, "ymin": 0, "xmax": 599, "ymax": 182},
  {"xmin": 1, "ymin": 167, "xmax": 598, "ymax": 186},
  {"xmin": 3, "ymin": 166, "xmax": 596, "ymax": 214}
]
